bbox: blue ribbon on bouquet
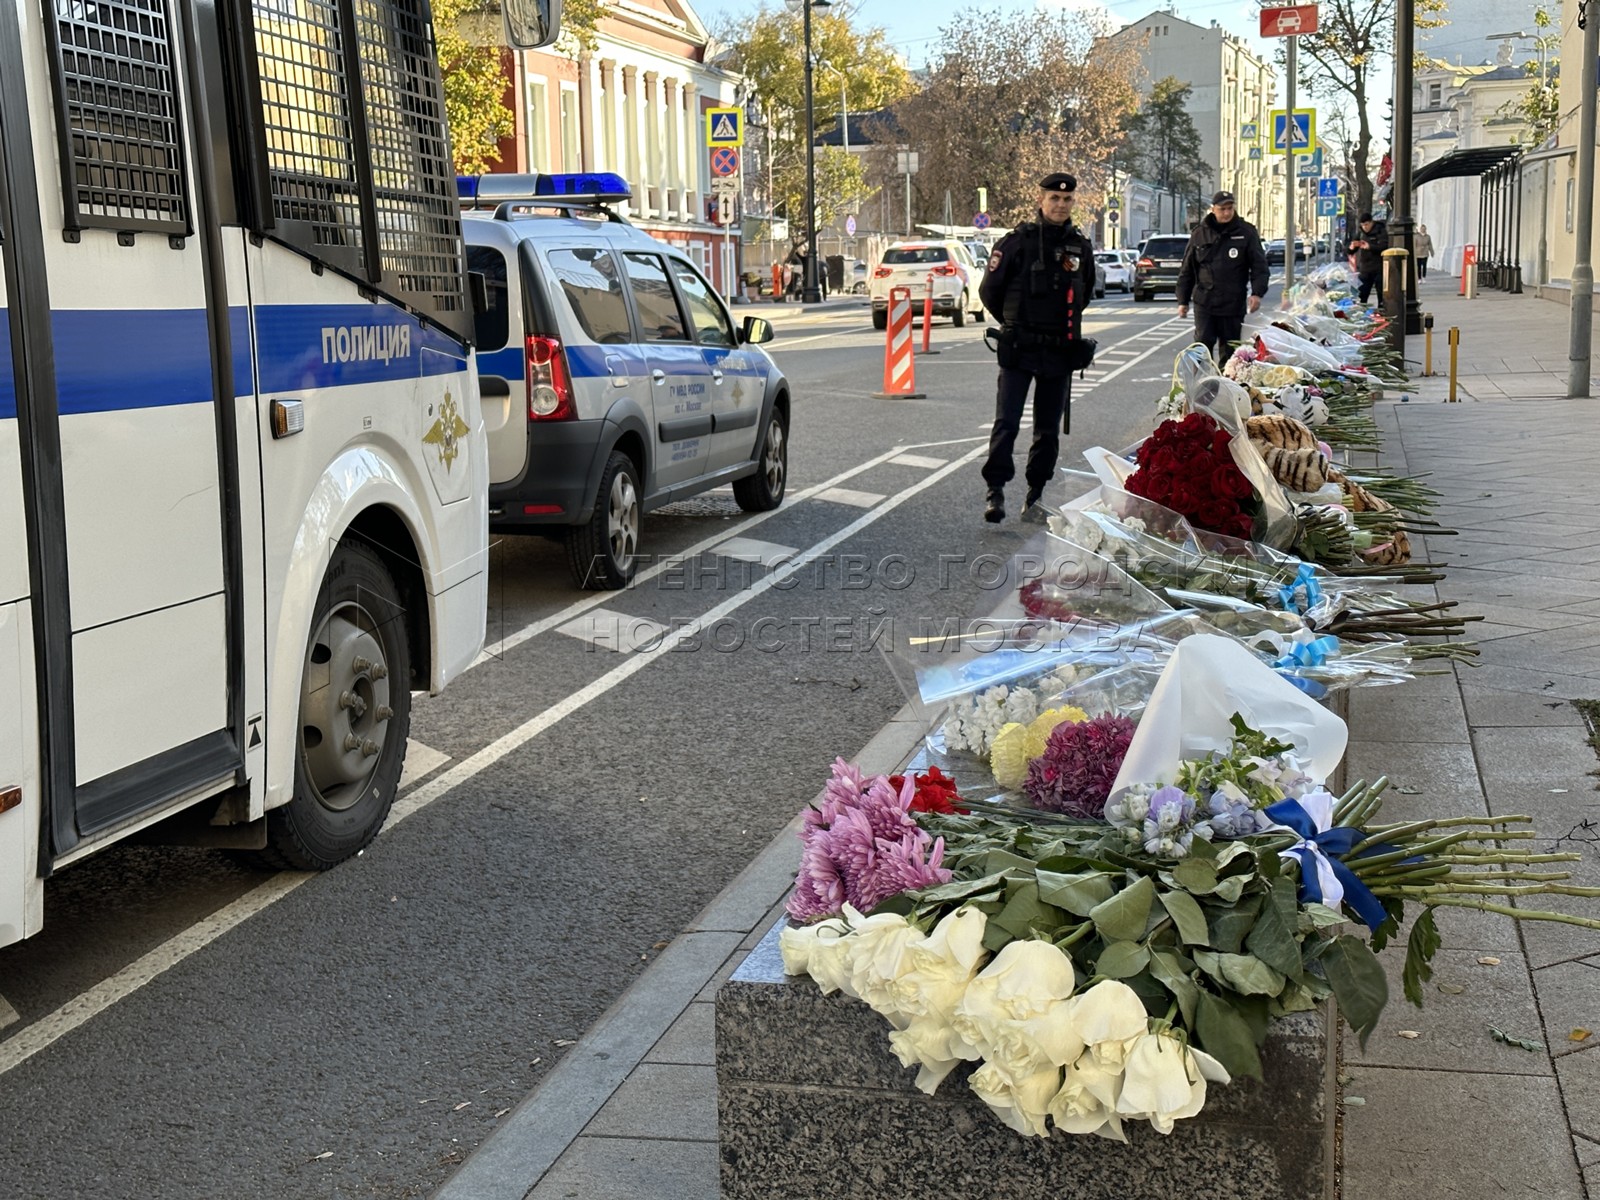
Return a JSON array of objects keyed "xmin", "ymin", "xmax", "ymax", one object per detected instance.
[
  {"xmin": 1263, "ymin": 795, "xmax": 1403, "ymax": 932},
  {"xmin": 1279, "ymin": 673, "xmax": 1329, "ymax": 700},
  {"xmin": 1277, "ymin": 562, "xmax": 1323, "ymax": 615},
  {"xmin": 1272, "ymin": 634, "xmax": 1339, "ymax": 670}
]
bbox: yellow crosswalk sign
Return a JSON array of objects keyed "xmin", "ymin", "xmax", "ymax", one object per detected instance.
[{"xmin": 706, "ymin": 107, "xmax": 743, "ymax": 147}]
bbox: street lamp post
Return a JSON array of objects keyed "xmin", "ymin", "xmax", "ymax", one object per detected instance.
[
  {"xmin": 800, "ymin": 0, "xmax": 830, "ymax": 304},
  {"xmin": 1390, "ymin": 0, "xmax": 1420, "ymax": 341}
]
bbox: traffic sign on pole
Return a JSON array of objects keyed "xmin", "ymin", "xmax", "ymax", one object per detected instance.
[
  {"xmin": 710, "ymin": 146, "xmax": 739, "ymax": 177},
  {"xmin": 1260, "ymin": 4, "xmax": 1318, "ymax": 37},
  {"xmin": 973, "ymin": 211, "xmax": 991, "ymax": 229},
  {"xmin": 1108, "ymin": 211, "xmax": 1120, "ymax": 224},
  {"xmin": 1297, "ymin": 147, "xmax": 1324, "ymax": 177},
  {"xmin": 705, "ymin": 107, "xmax": 743, "ymax": 147},
  {"xmin": 1316, "ymin": 196, "xmax": 1339, "ymax": 218},
  {"xmin": 1318, "ymin": 177, "xmax": 1339, "ymax": 199},
  {"xmin": 1270, "ymin": 108, "xmax": 1316, "ymax": 154},
  {"xmin": 1241, "ymin": 122, "xmax": 1259, "ymax": 140},
  {"xmin": 846, "ymin": 215, "xmax": 857, "ymax": 236}
]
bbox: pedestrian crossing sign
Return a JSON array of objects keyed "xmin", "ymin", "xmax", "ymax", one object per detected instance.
[
  {"xmin": 1269, "ymin": 108, "xmax": 1316, "ymax": 154},
  {"xmin": 706, "ymin": 106, "xmax": 743, "ymax": 147}
]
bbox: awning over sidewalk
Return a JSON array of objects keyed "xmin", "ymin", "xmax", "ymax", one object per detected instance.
[{"xmin": 1414, "ymin": 144, "xmax": 1523, "ymax": 185}]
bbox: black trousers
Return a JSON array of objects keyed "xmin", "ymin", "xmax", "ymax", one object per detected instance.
[
  {"xmin": 1194, "ymin": 309, "xmax": 1246, "ymax": 367},
  {"xmin": 982, "ymin": 367, "xmax": 1072, "ymax": 493},
  {"xmin": 1359, "ymin": 272, "xmax": 1382, "ymax": 304},
  {"xmin": 1417, "ymin": 256, "xmax": 1429, "ymax": 279}
]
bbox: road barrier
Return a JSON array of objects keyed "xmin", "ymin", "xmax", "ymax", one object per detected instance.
[
  {"xmin": 876, "ymin": 286, "xmax": 925, "ymax": 398},
  {"xmin": 920, "ymin": 277, "xmax": 938, "ymax": 355},
  {"xmin": 1448, "ymin": 327, "xmax": 1460, "ymax": 401}
]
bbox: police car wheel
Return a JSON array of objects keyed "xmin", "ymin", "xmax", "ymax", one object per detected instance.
[
  {"xmin": 260, "ymin": 539, "xmax": 412, "ymax": 871},
  {"xmin": 734, "ymin": 406, "xmax": 787, "ymax": 513},
  {"xmin": 566, "ymin": 451, "xmax": 640, "ymax": 590}
]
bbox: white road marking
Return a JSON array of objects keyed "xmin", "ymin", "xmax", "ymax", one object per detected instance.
[
  {"xmin": 554, "ymin": 609, "xmax": 669, "ymax": 654},
  {"xmin": 397, "ymin": 739, "xmax": 450, "ymax": 793},
  {"xmin": 814, "ymin": 486, "xmax": 887, "ymax": 508},
  {"xmin": 770, "ymin": 325, "xmax": 875, "ymax": 348},
  {"xmin": 887, "ymin": 453, "xmax": 948, "ymax": 469},
  {"xmin": 0, "ymin": 995, "xmax": 17, "ymax": 1032},
  {"xmin": 714, "ymin": 536, "xmax": 801, "ymax": 567}
]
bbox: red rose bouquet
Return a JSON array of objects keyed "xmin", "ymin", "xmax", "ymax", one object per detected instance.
[{"xmin": 1122, "ymin": 412, "xmax": 1259, "ymax": 541}]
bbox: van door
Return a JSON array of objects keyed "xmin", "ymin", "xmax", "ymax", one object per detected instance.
[
  {"xmin": 19, "ymin": 0, "xmax": 239, "ymax": 852},
  {"xmin": 619, "ymin": 250, "xmax": 709, "ymax": 490},
  {"xmin": 469, "ymin": 241, "xmax": 528, "ymax": 487}
]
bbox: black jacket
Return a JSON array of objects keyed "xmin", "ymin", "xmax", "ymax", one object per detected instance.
[
  {"xmin": 1353, "ymin": 222, "xmax": 1390, "ymax": 278},
  {"xmin": 1175, "ymin": 214, "xmax": 1269, "ymax": 314},
  {"xmin": 980, "ymin": 216, "xmax": 1095, "ymax": 331}
]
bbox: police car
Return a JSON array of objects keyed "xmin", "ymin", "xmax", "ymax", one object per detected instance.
[{"xmin": 462, "ymin": 174, "xmax": 789, "ymax": 589}]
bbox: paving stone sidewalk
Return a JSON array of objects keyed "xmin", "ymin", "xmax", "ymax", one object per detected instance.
[{"xmin": 433, "ymin": 282, "xmax": 1600, "ymax": 1200}]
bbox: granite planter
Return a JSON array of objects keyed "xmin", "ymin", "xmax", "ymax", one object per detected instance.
[{"xmin": 717, "ymin": 918, "xmax": 1338, "ymax": 1200}]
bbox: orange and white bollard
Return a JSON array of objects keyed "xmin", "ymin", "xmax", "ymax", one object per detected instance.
[
  {"xmin": 875, "ymin": 286, "xmax": 925, "ymax": 398},
  {"xmin": 920, "ymin": 276, "xmax": 939, "ymax": 354}
]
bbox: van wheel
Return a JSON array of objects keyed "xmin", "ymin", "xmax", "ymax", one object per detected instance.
[
  {"xmin": 872, "ymin": 309, "xmax": 888, "ymax": 331},
  {"xmin": 253, "ymin": 539, "xmax": 412, "ymax": 871},
  {"xmin": 733, "ymin": 407, "xmax": 787, "ymax": 512},
  {"xmin": 566, "ymin": 451, "xmax": 640, "ymax": 590},
  {"xmin": 952, "ymin": 294, "xmax": 967, "ymax": 327}
]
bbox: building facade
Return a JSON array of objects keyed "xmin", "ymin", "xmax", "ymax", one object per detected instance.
[
  {"xmin": 1107, "ymin": 12, "xmax": 1282, "ymax": 239},
  {"xmin": 493, "ymin": 0, "xmax": 745, "ymax": 292}
]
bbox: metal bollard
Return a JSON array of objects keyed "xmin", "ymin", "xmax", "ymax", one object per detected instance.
[
  {"xmin": 1382, "ymin": 248, "xmax": 1408, "ymax": 355},
  {"xmin": 1423, "ymin": 312, "xmax": 1434, "ymax": 376},
  {"xmin": 1448, "ymin": 327, "xmax": 1460, "ymax": 401}
]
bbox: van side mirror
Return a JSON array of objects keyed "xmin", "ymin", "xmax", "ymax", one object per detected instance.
[
  {"xmin": 468, "ymin": 271, "xmax": 490, "ymax": 319},
  {"xmin": 503, "ymin": 0, "xmax": 563, "ymax": 48},
  {"xmin": 740, "ymin": 316, "xmax": 774, "ymax": 345}
]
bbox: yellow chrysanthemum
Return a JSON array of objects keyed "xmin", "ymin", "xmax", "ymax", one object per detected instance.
[
  {"xmin": 1024, "ymin": 706, "xmax": 1089, "ymax": 758},
  {"xmin": 989, "ymin": 722, "xmax": 1031, "ymax": 791}
]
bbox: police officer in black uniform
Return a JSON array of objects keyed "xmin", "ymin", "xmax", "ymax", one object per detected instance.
[
  {"xmin": 978, "ymin": 173, "xmax": 1096, "ymax": 523},
  {"xmin": 1176, "ymin": 190, "xmax": 1269, "ymax": 366}
]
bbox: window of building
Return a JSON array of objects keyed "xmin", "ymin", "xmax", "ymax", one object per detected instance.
[
  {"xmin": 528, "ymin": 78, "xmax": 550, "ymax": 172},
  {"xmin": 548, "ymin": 248, "xmax": 634, "ymax": 344},
  {"xmin": 1427, "ymin": 82, "xmax": 1443, "ymax": 107},
  {"xmin": 622, "ymin": 252, "xmax": 689, "ymax": 341},
  {"xmin": 560, "ymin": 86, "xmax": 580, "ymax": 171}
]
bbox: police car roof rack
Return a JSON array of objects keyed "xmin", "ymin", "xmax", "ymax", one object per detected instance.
[{"xmin": 458, "ymin": 173, "xmax": 633, "ymax": 224}]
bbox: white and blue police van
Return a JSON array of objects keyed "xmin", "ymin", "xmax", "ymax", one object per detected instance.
[
  {"xmin": 459, "ymin": 172, "xmax": 788, "ymax": 589},
  {"xmin": 0, "ymin": 0, "xmax": 559, "ymax": 948}
]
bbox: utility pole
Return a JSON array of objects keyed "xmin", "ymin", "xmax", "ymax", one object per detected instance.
[
  {"xmin": 1392, "ymin": 0, "xmax": 1420, "ymax": 334},
  {"xmin": 1569, "ymin": 0, "xmax": 1599, "ymax": 396},
  {"xmin": 1285, "ymin": 35, "xmax": 1297, "ymax": 289}
]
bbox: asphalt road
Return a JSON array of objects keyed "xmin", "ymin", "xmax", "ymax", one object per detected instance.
[{"xmin": 0, "ymin": 286, "xmax": 1235, "ymax": 1199}]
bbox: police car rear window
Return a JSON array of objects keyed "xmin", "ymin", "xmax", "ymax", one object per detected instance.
[
  {"xmin": 883, "ymin": 248, "xmax": 950, "ymax": 264},
  {"xmin": 467, "ymin": 245, "xmax": 509, "ymax": 350}
]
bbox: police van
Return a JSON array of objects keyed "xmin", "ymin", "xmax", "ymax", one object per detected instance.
[
  {"xmin": 460, "ymin": 174, "xmax": 789, "ymax": 589},
  {"xmin": 0, "ymin": 0, "xmax": 558, "ymax": 949}
]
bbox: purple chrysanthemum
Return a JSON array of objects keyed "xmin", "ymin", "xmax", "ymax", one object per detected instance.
[
  {"xmin": 787, "ymin": 760, "xmax": 953, "ymax": 924},
  {"xmin": 1023, "ymin": 713, "xmax": 1137, "ymax": 817}
]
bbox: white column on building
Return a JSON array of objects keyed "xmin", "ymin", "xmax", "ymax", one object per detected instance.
[
  {"xmin": 643, "ymin": 71, "xmax": 662, "ymax": 218},
  {"xmin": 663, "ymin": 77, "xmax": 680, "ymax": 219},
  {"xmin": 682, "ymin": 81, "xmax": 699, "ymax": 223},
  {"xmin": 577, "ymin": 53, "xmax": 596, "ymax": 172},
  {"xmin": 622, "ymin": 66, "xmax": 642, "ymax": 215},
  {"xmin": 599, "ymin": 59, "xmax": 618, "ymax": 175}
]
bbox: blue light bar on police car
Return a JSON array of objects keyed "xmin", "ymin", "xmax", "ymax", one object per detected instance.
[{"xmin": 457, "ymin": 172, "xmax": 633, "ymax": 208}]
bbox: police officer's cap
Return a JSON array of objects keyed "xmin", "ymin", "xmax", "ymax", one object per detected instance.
[
  {"xmin": 1211, "ymin": 190, "xmax": 1236, "ymax": 205},
  {"xmin": 1038, "ymin": 173, "xmax": 1077, "ymax": 193}
]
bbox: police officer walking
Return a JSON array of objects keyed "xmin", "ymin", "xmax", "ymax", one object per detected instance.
[
  {"xmin": 1176, "ymin": 190, "xmax": 1268, "ymax": 366},
  {"xmin": 978, "ymin": 173, "xmax": 1097, "ymax": 523}
]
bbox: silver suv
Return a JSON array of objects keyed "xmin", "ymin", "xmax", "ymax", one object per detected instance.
[{"xmin": 462, "ymin": 175, "xmax": 790, "ymax": 589}]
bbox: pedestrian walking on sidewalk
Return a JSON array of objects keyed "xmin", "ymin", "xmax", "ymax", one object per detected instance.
[
  {"xmin": 1175, "ymin": 190, "xmax": 1269, "ymax": 368},
  {"xmin": 1414, "ymin": 224, "xmax": 1434, "ymax": 279},
  {"xmin": 1350, "ymin": 212, "xmax": 1390, "ymax": 304},
  {"xmin": 978, "ymin": 172, "xmax": 1097, "ymax": 525}
]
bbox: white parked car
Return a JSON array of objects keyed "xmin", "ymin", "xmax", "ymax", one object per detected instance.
[
  {"xmin": 1096, "ymin": 250, "xmax": 1133, "ymax": 293},
  {"xmin": 870, "ymin": 241, "xmax": 985, "ymax": 329}
]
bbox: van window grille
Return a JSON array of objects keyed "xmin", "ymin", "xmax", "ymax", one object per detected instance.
[
  {"xmin": 353, "ymin": 0, "xmax": 464, "ymax": 318},
  {"xmin": 46, "ymin": 0, "xmax": 189, "ymax": 234}
]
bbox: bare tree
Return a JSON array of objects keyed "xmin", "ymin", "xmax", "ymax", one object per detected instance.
[{"xmin": 889, "ymin": 8, "xmax": 1141, "ymax": 228}]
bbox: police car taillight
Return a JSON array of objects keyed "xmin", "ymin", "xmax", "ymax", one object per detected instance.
[
  {"xmin": 526, "ymin": 335, "xmax": 574, "ymax": 420},
  {"xmin": 1137, "ymin": 257, "xmax": 1155, "ymax": 268}
]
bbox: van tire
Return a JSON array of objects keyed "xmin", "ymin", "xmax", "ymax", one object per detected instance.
[
  {"xmin": 249, "ymin": 539, "xmax": 412, "ymax": 871},
  {"xmin": 734, "ymin": 407, "xmax": 787, "ymax": 512},
  {"xmin": 566, "ymin": 451, "xmax": 641, "ymax": 590}
]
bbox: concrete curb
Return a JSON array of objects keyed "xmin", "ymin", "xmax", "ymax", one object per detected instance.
[{"xmin": 431, "ymin": 701, "xmax": 929, "ymax": 1200}]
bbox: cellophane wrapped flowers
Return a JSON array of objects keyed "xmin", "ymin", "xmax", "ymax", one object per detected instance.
[
  {"xmin": 1122, "ymin": 412, "xmax": 1259, "ymax": 541},
  {"xmin": 1023, "ymin": 713, "xmax": 1137, "ymax": 817}
]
